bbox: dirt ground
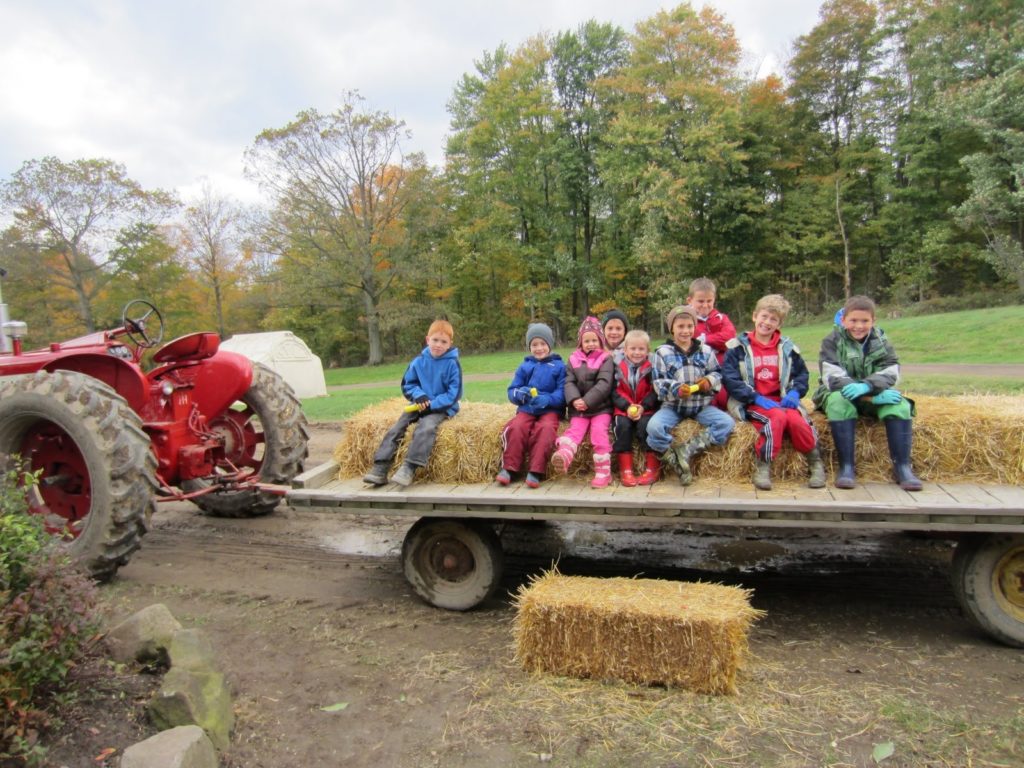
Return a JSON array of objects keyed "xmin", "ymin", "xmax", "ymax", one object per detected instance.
[{"xmin": 43, "ymin": 423, "xmax": 1023, "ymax": 768}]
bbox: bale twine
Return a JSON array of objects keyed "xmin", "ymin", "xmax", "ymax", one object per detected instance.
[
  {"xmin": 512, "ymin": 570, "xmax": 763, "ymax": 694},
  {"xmin": 334, "ymin": 395, "xmax": 1024, "ymax": 485}
]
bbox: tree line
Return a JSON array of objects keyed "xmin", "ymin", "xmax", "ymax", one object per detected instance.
[{"xmin": 2, "ymin": 0, "xmax": 1021, "ymax": 366}]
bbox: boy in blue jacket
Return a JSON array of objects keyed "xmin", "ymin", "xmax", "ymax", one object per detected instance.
[
  {"xmin": 497, "ymin": 323, "xmax": 566, "ymax": 488},
  {"xmin": 363, "ymin": 319, "xmax": 463, "ymax": 487}
]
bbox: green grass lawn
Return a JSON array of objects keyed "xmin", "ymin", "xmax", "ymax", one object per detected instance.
[
  {"xmin": 304, "ymin": 305, "xmax": 1024, "ymax": 421},
  {"xmin": 781, "ymin": 304, "xmax": 1024, "ymax": 363}
]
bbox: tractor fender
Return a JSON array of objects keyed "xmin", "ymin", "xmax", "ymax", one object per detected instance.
[
  {"xmin": 149, "ymin": 349, "xmax": 254, "ymax": 420},
  {"xmin": 43, "ymin": 353, "xmax": 149, "ymax": 413}
]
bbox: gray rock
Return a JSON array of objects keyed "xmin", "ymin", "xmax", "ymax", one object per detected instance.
[
  {"xmin": 167, "ymin": 629, "xmax": 217, "ymax": 671},
  {"xmin": 148, "ymin": 667, "xmax": 234, "ymax": 751},
  {"xmin": 119, "ymin": 724, "xmax": 217, "ymax": 768},
  {"xmin": 106, "ymin": 604, "xmax": 183, "ymax": 664}
]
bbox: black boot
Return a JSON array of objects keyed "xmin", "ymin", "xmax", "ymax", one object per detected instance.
[
  {"xmin": 828, "ymin": 420, "xmax": 857, "ymax": 489},
  {"xmin": 884, "ymin": 418, "xmax": 923, "ymax": 491}
]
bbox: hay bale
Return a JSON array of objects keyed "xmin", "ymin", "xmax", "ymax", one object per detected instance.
[
  {"xmin": 334, "ymin": 399, "xmax": 513, "ymax": 483},
  {"xmin": 334, "ymin": 394, "xmax": 1024, "ymax": 486},
  {"xmin": 512, "ymin": 570, "xmax": 763, "ymax": 694}
]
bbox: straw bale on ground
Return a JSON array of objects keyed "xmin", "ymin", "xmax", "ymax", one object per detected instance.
[
  {"xmin": 513, "ymin": 570, "xmax": 763, "ymax": 694},
  {"xmin": 334, "ymin": 395, "xmax": 1024, "ymax": 485}
]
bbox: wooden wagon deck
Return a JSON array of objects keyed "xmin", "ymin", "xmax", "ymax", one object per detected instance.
[{"xmin": 289, "ymin": 461, "xmax": 1024, "ymax": 534}]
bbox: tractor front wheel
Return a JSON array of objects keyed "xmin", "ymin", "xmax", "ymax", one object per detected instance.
[
  {"xmin": 0, "ymin": 371, "xmax": 157, "ymax": 580},
  {"xmin": 185, "ymin": 363, "xmax": 309, "ymax": 518}
]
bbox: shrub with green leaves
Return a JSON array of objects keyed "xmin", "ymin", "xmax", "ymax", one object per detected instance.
[{"xmin": 1, "ymin": 464, "xmax": 100, "ymax": 763}]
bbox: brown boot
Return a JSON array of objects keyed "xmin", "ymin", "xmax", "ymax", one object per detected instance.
[
  {"xmin": 617, "ymin": 453, "xmax": 638, "ymax": 487},
  {"xmin": 637, "ymin": 451, "xmax": 660, "ymax": 485}
]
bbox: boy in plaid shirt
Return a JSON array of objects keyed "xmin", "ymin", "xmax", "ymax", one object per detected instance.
[{"xmin": 646, "ymin": 305, "xmax": 734, "ymax": 485}]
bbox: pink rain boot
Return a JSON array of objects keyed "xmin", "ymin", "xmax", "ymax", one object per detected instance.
[
  {"xmin": 551, "ymin": 436, "xmax": 577, "ymax": 474},
  {"xmin": 590, "ymin": 453, "xmax": 612, "ymax": 488}
]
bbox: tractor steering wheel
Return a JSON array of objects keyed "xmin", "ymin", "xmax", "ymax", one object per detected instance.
[{"xmin": 121, "ymin": 299, "xmax": 165, "ymax": 349}]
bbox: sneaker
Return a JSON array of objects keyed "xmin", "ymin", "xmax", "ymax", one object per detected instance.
[
  {"xmin": 496, "ymin": 468, "xmax": 512, "ymax": 485},
  {"xmin": 390, "ymin": 463, "xmax": 416, "ymax": 486},
  {"xmin": 363, "ymin": 461, "xmax": 390, "ymax": 486},
  {"xmin": 525, "ymin": 472, "xmax": 541, "ymax": 488}
]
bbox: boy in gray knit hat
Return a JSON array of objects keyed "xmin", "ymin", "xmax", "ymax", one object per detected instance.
[{"xmin": 496, "ymin": 323, "xmax": 566, "ymax": 488}]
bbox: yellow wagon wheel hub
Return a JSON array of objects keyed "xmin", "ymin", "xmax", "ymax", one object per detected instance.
[{"xmin": 992, "ymin": 543, "xmax": 1024, "ymax": 622}]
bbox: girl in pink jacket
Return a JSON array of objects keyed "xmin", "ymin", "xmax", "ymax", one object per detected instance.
[{"xmin": 552, "ymin": 316, "xmax": 615, "ymax": 488}]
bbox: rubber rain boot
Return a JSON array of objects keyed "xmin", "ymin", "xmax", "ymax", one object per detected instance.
[
  {"xmin": 753, "ymin": 458, "xmax": 772, "ymax": 490},
  {"xmin": 637, "ymin": 451, "xmax": 661, "ymax": 486},
  {"xmin": 829, "ymin": 420, "xmax": 857, "ymax": 489},
  {"xmin": 673, "ymin": 429, "xmax": 713, "ymax": 486},
  {"xmin": 591, "ymin": 453, "xmax": 612, "ymax": 488},
  {"xmin": 806, "ymin": 447, "xmax": 827, "ymax": 489},
  {"xmin": 884, "ymin": 418, "xmax": 923, "ymax": 491},
  {"xmin": 551, "ymin": 436, "xmax": 577, "ymax": 474},
  {"xmin": 617, "ymin": 453, "xmax": 638, "ymax": 487}
]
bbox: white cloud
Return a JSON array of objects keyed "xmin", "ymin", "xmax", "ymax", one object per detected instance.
[{"xmin": 0, "ymin": 0, "xmax": 823, "ymax": 207}]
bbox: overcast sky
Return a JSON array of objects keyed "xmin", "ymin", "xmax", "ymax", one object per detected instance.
[{"xmin": 0, "ymin": 0, "xmax": 824, "ymax": 206}]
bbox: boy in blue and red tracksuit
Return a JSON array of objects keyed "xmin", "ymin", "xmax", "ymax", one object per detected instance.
[
  {"xmin": 497, "ymin": 323, "xmax": 566, "ymax": 489},
  {"xmin": 722, "ymin": 294, "xmax": 826, "ymax": 491},
  {"xmin": 611, "ymin": 330, "xmax": 660, "ymax": 486}
]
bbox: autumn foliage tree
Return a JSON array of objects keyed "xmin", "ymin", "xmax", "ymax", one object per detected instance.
[
  {"xmin": 245, "ymin": 93, "xmax": 436, "ymax": 364},
  {"xmin": 0, "ymin": 157, "xmax": 177, "ymax": 333}
]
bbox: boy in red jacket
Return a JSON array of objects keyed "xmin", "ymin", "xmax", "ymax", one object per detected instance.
[{"xmin": 688, "ymin": 277, "xmax": 736, "ymax": 410}]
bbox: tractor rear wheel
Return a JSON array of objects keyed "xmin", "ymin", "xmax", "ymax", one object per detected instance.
[
  {"xmin": 0, "ymin": 371, "xmax": 157, "ymax": 580},
  {"xmin": 186, "ymin": 363, "xmax": 309, "ymax": 518}
]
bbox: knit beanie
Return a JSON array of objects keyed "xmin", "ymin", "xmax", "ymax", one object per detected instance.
[
  {"xmin": 525, "ymin": 322, "xmax": 555, "ymax": 350},
  {"xmin": 600, "ymin": 309, "xmax": 629, "ymax": 333},
  {"xmin": 665, "ymin": 304, "xmax": 699, "ymax": 332},
  {"xmin": 576, "ymin": 315, "xmax": 607, "ymax": 349}
]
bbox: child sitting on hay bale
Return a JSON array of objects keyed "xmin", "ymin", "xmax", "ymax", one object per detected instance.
[
  {"xmin": 496, "ymin": 323, "xmax": 566, "ymax": 489},
  {"xmin": 611, "ymin": 329, "xmax": 660, "ymax": 486},
  {"xmin": 362, "ymin": 319, "xmax": 463, "ymax": 487},
  {"xmin": 647, "ymin": 305, "xmax": 735, "ymax": 485},
  {"xmin": 552, "ymin": 316, "xmax": 616, "ymax": 488},
  {"xmin": 813, "ymin": 295, "xmax": 922, "ymax": 491},
  {"xmin": 722, "ymin": 294, "xmax": 826, "ymax": 491}
]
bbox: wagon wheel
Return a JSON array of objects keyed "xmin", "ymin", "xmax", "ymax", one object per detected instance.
[
  {"xmin": 401, "ymin": 518, "xmax": 504, "ymax": 610},
  {"xmin": 951, "ymin": 534, "xmax": 1024, "ymax": 648}
]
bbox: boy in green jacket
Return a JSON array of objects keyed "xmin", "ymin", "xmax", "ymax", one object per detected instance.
[{"xmin": 812, "ymin": 296, "xmax": 922, "ymax": 491}]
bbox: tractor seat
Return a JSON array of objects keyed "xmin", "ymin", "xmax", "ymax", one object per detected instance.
[{"xmin": 152, "ymin": 332, "xmax": 221, "ymax": 363}]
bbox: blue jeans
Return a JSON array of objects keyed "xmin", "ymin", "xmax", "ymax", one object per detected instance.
[
  {"xmin": 645, "ymin": 404, "xmax": 734, "ymax": 453},
  {"xmin": 373, "ymin": 410, "xmax": 448, "ymax": 467}
]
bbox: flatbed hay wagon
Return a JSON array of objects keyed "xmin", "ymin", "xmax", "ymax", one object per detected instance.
[{"xmin": 288, "ymin": 461, "xmax": 1024, "ymax": 648}]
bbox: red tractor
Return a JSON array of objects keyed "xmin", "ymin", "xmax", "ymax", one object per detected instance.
[{"xmin": 0, "ymin": 300, "xmax": 309, "ymax": 579}]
